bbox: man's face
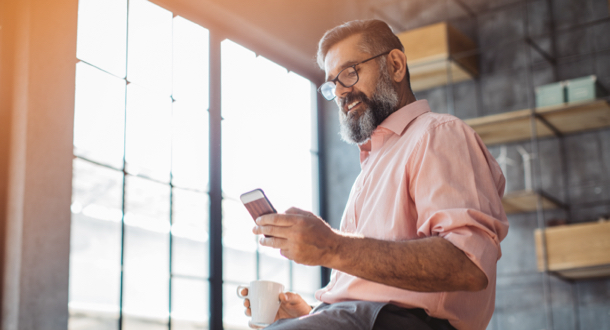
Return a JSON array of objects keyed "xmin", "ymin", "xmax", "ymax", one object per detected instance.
[{"xmin": 324, "ymin": 34, "xmax": 399, "ymax": 145}]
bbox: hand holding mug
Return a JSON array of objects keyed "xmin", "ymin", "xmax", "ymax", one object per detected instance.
[{"xmin": 238, "ymin": 280, "xmax": 313, "ymax": 328}]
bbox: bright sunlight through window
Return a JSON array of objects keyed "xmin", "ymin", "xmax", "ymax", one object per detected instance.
[{"xmin": 69, "ymin": 0, "xmax": 321, "ymax": 329}]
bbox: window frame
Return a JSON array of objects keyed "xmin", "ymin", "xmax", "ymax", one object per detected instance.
[{"xmin": 69, "ymin": 2, "xmax": 324, "ymax": 329}]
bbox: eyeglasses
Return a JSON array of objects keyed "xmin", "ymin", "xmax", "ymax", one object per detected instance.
[{"xmin": 317, "ymin": 51, "xmax": 391, "ymax": 101}]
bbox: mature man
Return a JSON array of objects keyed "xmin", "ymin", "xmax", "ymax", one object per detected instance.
[{"xmin": 242, "ymin": 19, "xmax": 509, "ymax": 330}]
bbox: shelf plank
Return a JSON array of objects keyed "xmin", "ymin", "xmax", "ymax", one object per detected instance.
[
  {"xmin": 535, "ymin": 221, "xmax": 610, "ymax": 279},
  {"xmin": 553, "ymin": 264, "xmax": 610, "ymax": 280},
  {"xmin": 502, "ymin": 190, "xmax": 558, "ymax": 214},
  {"xmin": 537, "ymin": 99, "xmax": 610, "ymax": 135},
  {"xmin": 465, "ymin": 109, "xmax": 554, "ymax": 146},
  {"xmin": 465, "ymin": 100, "xmax": 610, "ymax": 146}
]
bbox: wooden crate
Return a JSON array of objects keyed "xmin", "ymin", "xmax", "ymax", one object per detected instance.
[
  {"xmin": 397, "ymin": 22, "xmax": 478, "ymax": 91},
  {"xmin": 534, "ymin": 221, "xmax": 610, "ymax": 279}
]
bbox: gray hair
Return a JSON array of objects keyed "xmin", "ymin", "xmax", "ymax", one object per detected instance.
[{"xmin": 316, "ymin": 19, "xmax": 405, "ymax": 70}]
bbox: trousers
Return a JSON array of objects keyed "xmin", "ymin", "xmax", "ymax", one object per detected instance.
[{"xmin": 264, "ymin": 301, "xmax": 457, "ymax": 330}]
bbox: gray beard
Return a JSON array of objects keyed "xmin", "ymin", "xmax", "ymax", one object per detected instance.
[{"xmin": 338, "ymin": 68, "xmax": 400, "ymax": 145}]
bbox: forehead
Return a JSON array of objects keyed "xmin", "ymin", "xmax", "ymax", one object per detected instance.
[{"xmin": 323, "ymin": 34, "xmax": 368, "ymax": 80}]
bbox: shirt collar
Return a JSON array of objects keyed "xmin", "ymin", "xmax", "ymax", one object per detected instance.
[
  {"xmin": 378, "ymin": 99, "xmax": 431, "ymax": 135},
  {"xmin": 358, "ymin": 99, "xmax": 431, "ymax": 159}
]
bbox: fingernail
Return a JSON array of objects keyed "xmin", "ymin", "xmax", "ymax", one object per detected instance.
[{"xmin": 255, "ymin": 217, "xmax": 261, "ymax": 224}]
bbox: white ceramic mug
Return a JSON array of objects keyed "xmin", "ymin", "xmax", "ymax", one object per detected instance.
[{"xmin": 237, "ymin": 280, "xmax": 285, "ymax": 327}]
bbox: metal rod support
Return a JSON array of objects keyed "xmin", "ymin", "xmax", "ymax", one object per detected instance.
[
  {"xmin": 525, "ymin": 37, "xmax": 557, "ymax": 65},
  {"xmin": 534, "ymin": 114, "xmax": 563, "ymax": 138}
]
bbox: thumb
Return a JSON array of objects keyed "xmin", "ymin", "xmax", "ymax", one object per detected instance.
[{"xmin": 280, "ymin": 292, "xmax": 289, "ymax": 303}]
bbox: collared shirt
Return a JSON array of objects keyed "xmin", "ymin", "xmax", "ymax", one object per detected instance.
[{"xmin": 315, "ymin": 100, "xmax": 509, "ymax": 330}]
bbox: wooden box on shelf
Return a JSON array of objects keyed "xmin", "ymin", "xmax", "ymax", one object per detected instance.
[
  {"xmin": 396, "ymin": 22, "xmax": 478, "ymax": 92},
  {"xmin": 534, "ymin": 220, "xmax": 610, "ymax": 279}
]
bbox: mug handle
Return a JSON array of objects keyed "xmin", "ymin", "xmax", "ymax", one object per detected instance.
[{"xmin": 236, "ymin": 285, "xmax": 249, "ymax": 298}]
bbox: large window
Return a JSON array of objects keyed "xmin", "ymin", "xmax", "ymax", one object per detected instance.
[
  {"xmin": 69, "ymin": 0, "xmax": 320, "ymax": 329},
  {"xmin": 220, "ymin": 40, "xmax": 320, "ymax": 329}
]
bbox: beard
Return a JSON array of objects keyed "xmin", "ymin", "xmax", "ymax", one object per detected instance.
[{"xmin": 338, "ymin": 66, "xmax": 400, "ymax": 145}]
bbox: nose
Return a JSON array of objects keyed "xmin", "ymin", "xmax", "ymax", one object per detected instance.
[{"xmin": 334, "ymin": 82, "xmax": 353, "ymax": 99}]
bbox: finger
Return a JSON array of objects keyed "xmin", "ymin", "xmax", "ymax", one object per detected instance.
[
  {"xmin": 256, "ymin": 213, "xmax": 298, "ymax": 226},
  {"xmin": 284, "ymin": 292, "xmax": 299, "ymax": 301},
  {"xmin": 243, "ymin": 299, "xmax": 250, "ymax": 308},
  {"xmin": 240, "ymin": 288, "xmax": 249, "ymax": 296},
  {"xmin": 259, "ymin": 235, "xmax": 288, "ymax": 248},
  {"xmin": 253, "ymin": 225, "xmax": 291, "ymax": 238}
]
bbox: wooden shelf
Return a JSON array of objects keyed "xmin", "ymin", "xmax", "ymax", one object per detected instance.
[
  {"xmin": 502, "ymin": 190, "xmax": 560, "ymax": 214},
  {"xmin": 535, "ymin": 221, "xmax": 610, "ymax": 279},
  {"xmin": 397, "ymin": 22, "xmax": 478, "ymax": 92},
  {"xmin": 465, "ymin": 99, "xmax": 610, "ymax": 146}
]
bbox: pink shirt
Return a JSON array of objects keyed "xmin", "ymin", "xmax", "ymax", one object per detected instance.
[{"xmin": 315, "ymin": 100, "xmax": 509, "ymax": 330}]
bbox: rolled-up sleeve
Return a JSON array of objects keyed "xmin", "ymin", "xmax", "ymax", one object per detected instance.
[{"xmin": 408, "ymin": 119, "xmax": 509, "ymax": 282}]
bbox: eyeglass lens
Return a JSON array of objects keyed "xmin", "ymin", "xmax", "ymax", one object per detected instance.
[{"xmin": 320, "ymin": 66, "xmax": 359, "ymax": 100}]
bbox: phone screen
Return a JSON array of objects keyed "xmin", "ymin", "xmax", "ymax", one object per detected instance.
[{"xmin": 240, "ymin": 188, "xmax": 277, "ymax": 221}]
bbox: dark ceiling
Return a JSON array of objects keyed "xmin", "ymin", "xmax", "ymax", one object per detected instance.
[{"xmin": 151, "ymin": 0, "xmax": 523, "ymax": 83}]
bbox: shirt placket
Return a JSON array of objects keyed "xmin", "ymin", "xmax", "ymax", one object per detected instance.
[{"xmin": 352, "ymin": 131, "xmax": 387, "ymax": 232}]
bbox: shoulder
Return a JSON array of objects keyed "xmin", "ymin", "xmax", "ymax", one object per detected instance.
[{"xmin": 410, "ymin": 112, "xmax": 476, "ymax": 143}]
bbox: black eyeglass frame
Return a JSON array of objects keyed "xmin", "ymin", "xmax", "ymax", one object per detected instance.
[{"xmin": 317, "ymin": 50, "xmax": 392, "ymax": 101}]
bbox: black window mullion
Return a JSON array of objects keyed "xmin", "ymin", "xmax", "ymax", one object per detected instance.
[
  {"xmin": 208, "ymin": 30, "xmax": 223, "ymax": 330},
  {"xmin": 119, "ymin": 2, "xmax": 130, "ymax": 328}
]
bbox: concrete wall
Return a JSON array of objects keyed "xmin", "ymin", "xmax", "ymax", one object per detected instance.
[
  {"xmin": 321, "ymin": 0, "xmax": 610, "ymax": 329},
  {"xmin": 0, "ymin": 0, "xmax": 77, "ymax": 329}
]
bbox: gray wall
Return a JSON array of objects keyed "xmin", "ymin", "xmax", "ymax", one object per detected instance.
[{"xmin": 320, "ymin": 0, "xmax": 610, "ymax": 329}]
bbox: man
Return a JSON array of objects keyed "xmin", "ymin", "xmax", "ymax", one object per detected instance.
[{"xmin": 241, "ymin": 19, "xmax": 509, "ymax": 330}]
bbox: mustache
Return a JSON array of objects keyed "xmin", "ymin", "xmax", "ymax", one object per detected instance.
[{"xmin": 339, "ymin": 91, "xmax": 369, "ymax": 110}]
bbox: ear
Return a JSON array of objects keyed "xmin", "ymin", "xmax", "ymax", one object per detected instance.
[{"xmin": 386, "ymin": 49, "xmax": 407, "ymax": 83}]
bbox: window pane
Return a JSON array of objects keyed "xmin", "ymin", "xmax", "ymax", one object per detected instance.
[
  {"xmin": 221, "ymin": 42, "xmax": 314, "ymax": 213},
  {"xmin": 127, "ymin": 0, "xmax": 172, "ymax": 96},
  {"xmin": 76, "ymin": 0, "xmax": 127, "ymax": 77},
  {"xmin": 223, "ymin": 283, "xmax": 251, "ymax": 330},
  {"xmin": 221, "ymin": 39, "xmax": 320, "ymax": 299},
  {"xmin": 125, "ymin": 83, "xmax": 172, "ymax": 182},
  {"xmin": 172, "ymin": 100, "xmax": 209, "ymax": 191},
  {"xmin": 69, "ymin": 159, "xmax": 123, "ymax": 330},
  {"xmin": 259, "ymin": 250, "xmax": 290, "ymax": 286},
  {"xmin": 292, "ymin": 262, "xmax": 321, "ymax": 296},
  {"xmin": 171, "ymin": 278, "xmax": 209, "ymax": 330},
  {"xmin": 172, "ymin": 188, "xmax": 209, "ymax": 278},
  {"xmin": 123, "ymin": 175, "xmax": 170, "ymax": 329},
  {"xmin": 172, "ymin": 16, "xmax": 209, "ymax": 106},
  {"xmin": 74, "ymin": 62, "xmax": 126, "ymax": 169},
  {"xmin": 222, "ymin": 199, "xmax": 257, "ymax": 284}
]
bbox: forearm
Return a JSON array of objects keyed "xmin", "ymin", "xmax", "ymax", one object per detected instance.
[{"xmin": 324, "ymin": 233, "xmax": 488, "ymax": 292}]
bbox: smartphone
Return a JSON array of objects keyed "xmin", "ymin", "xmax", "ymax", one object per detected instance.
[{"xmin": 240, "ymin": 188, "xmax": 277, "ymax": 221}]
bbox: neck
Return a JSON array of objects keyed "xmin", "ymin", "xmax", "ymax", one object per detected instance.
[{"xmin": 395, "ymin": 82, "xmax": 417, "ymax": 109}]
